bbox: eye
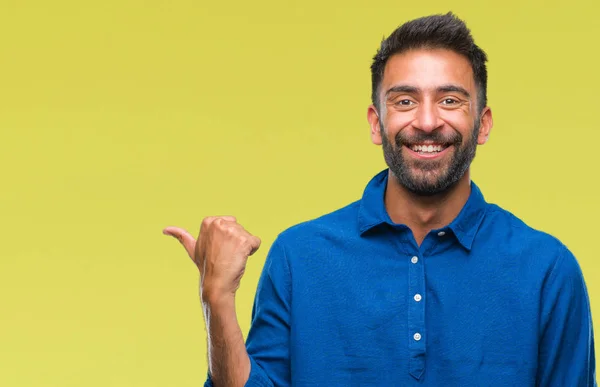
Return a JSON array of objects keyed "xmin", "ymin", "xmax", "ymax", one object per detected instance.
[
  {"xmin": 441, "ymin": 98, "xmax": 459, "ymax": 106},
  {"xmin": 395, "ymin": 99, "xmax": 415, "ymax": 106}
]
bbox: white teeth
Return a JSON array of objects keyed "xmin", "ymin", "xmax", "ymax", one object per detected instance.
[{"xmin": 410, "ymin": 144, "xmax": 444, "ymax": 153}]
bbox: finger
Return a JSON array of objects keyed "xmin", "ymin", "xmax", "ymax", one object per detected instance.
[
  {"xmin": 163, "ymin": 226, "xmax": 196, "ymax": 259},
  {"xmin": 196, "ymin": 216, "xmax": 218, "ymax": 265},
  {"xmin": 201, "ymin": 216, "xmax": 236, "ymax": 230},
  {"xmin": 204, "ymin": 216, "xmax": 237, "ymax": 231},
  {"xmin": 248, "ymin": 236, "xmax": 262, "ymax": 256},
  {"xmin": 197, "ymin": 216, "xmax": 237, "ymax": 258}
]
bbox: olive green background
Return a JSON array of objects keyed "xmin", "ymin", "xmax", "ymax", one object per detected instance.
[{"xmin": 1, "ymin": 0, "xmax": 598, "ymax": 385}]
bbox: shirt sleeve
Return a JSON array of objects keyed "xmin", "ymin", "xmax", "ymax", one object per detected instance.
[
  {"xmin": 204, "ymin": 236, "xmax": 292, "ymax": 387},
  {"xmin": 537, "ymin": 244, "xmax": 596, "ymax": 386}
]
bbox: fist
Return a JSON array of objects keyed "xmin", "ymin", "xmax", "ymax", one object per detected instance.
[{"xmin": 163, "ymin": 216, "xmax": 261, "ymax": 303}]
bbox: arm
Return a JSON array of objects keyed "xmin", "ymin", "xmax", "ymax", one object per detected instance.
[
  {"xmin": 202, "ymin": 296, "xmax": 251, "ymax": 387},
  {"xmin": 204, "ymin": 237, "xmax": 292, "ymax": 387},
  {"xmin": 537, "ymin": 245, "xmax": 596, "ymax": 386},
  {"xmin": 163, "ymin": 217, "xmax": 275, "ymax": 387}
]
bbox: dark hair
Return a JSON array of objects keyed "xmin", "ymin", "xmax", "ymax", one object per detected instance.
[{"xmin": 370, "ymin": 12, "xmax": 488, "ymax": 112}]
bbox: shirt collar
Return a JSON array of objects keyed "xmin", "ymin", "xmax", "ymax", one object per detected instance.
[{"xmin": 357, "ymin": 169, "xmax": 488, "ymax": 251}]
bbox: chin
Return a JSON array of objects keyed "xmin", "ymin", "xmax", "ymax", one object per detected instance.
[{"xmin": 403, "ymin": 171, "xmax": 457, "ymax": 196}]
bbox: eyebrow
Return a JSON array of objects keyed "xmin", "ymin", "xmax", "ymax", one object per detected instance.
[{"xmin": 385, "ymin": 84, "xmax": 471, "ymax": 99}]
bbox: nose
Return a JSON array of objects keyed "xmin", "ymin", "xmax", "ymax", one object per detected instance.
[{"xmin": 413, "ymin": 101, "xmax": 443, "ymax": 133}]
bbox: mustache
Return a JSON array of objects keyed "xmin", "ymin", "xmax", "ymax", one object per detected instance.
[{"xmin": 395, "ymin": 131, "xmax": 462, "ymax": 147}]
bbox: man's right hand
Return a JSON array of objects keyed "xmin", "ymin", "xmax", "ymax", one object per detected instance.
[{"xmin": 163, "ymin": 216, "xmax": 261, "ymax": 304}]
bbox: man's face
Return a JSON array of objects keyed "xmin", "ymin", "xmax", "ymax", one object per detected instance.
[{"xmin": 368, "ymin": 49, "xmax": 492, "ymax": 196}]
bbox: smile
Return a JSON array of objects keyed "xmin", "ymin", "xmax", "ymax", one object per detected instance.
[{"xmin": 404, "ymin": 143, "xmax": 452, "ymax": 159}]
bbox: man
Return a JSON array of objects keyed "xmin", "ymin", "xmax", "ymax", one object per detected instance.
[{"xmin": 164, "ymin": 13, "xmax": 596, "ymax": 386}]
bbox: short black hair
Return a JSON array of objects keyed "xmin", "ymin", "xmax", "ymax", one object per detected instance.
[{"xmin": 370, "ymin": 12, "xmax": 488, "ymax": 112}]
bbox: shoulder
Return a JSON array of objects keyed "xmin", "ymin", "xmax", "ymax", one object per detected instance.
[
  {"xmin": 484, "ymin": 203, "xmax": 565, "ymax": 248},
  {"xmin": 481, "ymin": 203, "xmax": 579, "ymax": 273},
  {"xmin": 264, "ymin": 200, "xmax": 362, "ymax": 273},
  {"xmin": 275, "ymin": 199, "xmax": 362, "ymax": 247}
]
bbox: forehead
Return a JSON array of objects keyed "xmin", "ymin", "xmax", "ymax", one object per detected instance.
[{"xmin": 382, "ymin": 48, "xmax": 475, "ymax": 93}]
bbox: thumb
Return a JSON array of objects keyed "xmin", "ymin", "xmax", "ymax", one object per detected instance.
[{"xmin": 163, "ymin": 226, "xmax": 196, "ymax": 260}]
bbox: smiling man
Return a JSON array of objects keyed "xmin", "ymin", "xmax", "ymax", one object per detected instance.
[{"xmin": 164, "ymin": 12, "xmax": 596, "ymax": 386}]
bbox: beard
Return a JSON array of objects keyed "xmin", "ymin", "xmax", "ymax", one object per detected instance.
[{"xmin": 380, "ymin": 120, "xmax": 480, "ymax": 196}]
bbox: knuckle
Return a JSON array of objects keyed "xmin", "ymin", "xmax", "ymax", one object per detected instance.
[
  {"xmin": 211, "ymin": 218, "xmax": 229, "ymax": 232},
  {"xmin": 240, "ymin": 234, "xmax": 256, "ymax": 248},
  {"xmin": 221, "ymin": 221, "xmax": 234, "ymax": 231},
  {"xmin": 201, "ymin": 216, "xmax": 215, "ymax": 228}
]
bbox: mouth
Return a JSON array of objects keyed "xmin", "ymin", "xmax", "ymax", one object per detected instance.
[{"xmin": 404, "ymin": 142, "xmax": 453, "ymax": 159}]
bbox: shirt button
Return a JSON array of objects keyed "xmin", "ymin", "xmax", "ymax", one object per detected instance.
[
  {"xmin": 411, "ymin": 256, "xmax": 419, "ymax": 264},
  {"xmin": 413, "ymin": 333, "xmax": 422, "ymax": 341},
  {"xmin": 414, "ymin": 294, "xmax": 422, "ymax": 302},
  {"xmin": 437, "ymin": 231, "xmax": 446, "ymax": 236}
]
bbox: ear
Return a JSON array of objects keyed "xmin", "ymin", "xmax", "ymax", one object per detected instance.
[
  {"xmin": 477, "ymin": 106, "xmax": 493, "ymax": 145},
  {"xmin": 368, "ymin": 104, "xmax": 383, "ymax": 145}
]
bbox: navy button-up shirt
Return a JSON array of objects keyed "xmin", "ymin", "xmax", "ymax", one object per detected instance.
[{"xmin": 205, "ymin": 169, "xmax": 595, "ymax": 386}]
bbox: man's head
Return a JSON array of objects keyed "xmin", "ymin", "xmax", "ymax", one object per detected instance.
[{"xmin": 367, "ymin": 13, "xmax": 493, "ymax": 196}]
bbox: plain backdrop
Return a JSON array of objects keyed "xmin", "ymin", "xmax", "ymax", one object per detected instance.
[{"xmin": 1, "ymin": 0, "xmax": 598, "ymax": 386}]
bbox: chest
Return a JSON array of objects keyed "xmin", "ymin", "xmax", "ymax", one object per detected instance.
[{"xmin": 289, "ymin": 243, "xmax": 541, "ymax": 385}]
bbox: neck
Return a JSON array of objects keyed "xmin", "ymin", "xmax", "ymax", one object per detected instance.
[{"xmin": 384, "ymin": 170, "xmax": 472, "ymax": 246}]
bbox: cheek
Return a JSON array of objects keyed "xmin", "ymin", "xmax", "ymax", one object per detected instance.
[
  {"xmin": 439, "ymin": 111, "xmax": 474, "ymax": 138},
  {"xmin": 387, "ymin": 110, "xmax": 414, "ymax": 126},
  {"xmin": 384, "ymin": 112, "xmax": 413, "ymax": 136},
  {"xmin": 439, "ymin": 107, "xmax": 469, "ymax": 123}
]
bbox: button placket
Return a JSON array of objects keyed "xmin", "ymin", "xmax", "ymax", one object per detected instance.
[{"xmin": 407, "ymin": 253, "xmax": 426, "ymax": 380}]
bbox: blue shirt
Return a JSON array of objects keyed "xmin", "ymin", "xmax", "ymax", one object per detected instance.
[{"xmin": 205, "ymin": 169, "xmax": 595, "ymax": 386}]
